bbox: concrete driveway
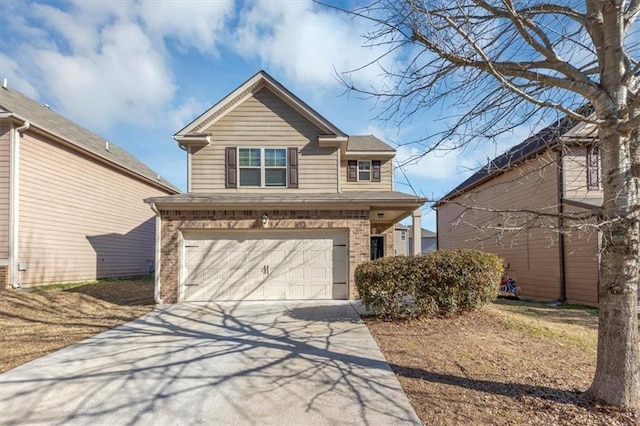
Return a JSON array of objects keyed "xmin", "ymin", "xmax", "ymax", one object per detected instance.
[{"xmin": 0, "ymin": 301, "xmax": 421, "ymax": 425}]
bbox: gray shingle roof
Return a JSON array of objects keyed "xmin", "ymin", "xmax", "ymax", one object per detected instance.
[
  {"xmin": 347, "ymin": 135, "xmax": 395, "ymax": 152},
  {"xmin": 146, "ymin": 191, "xmax": 426, "ymax": 205},
  {"xmin": 0, "ymin": 86, "xmax": 179, "ymax": 193}
]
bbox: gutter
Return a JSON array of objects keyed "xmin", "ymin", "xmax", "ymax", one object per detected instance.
[
  {"xmin": 149, "ymin": 202, "xmax": 163, "ymax": 305},
  {"xmin": 556, "ymin": 151, "xmax": 567, "ymax": 302},
  {"xmin": 9, "ymin": 120, "xmax": 30, "ymax": 288}
]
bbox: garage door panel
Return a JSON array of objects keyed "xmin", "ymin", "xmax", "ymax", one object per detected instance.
[{"xmin": 182, "ymin": 232, "xmax": 340, "ymax": 301}]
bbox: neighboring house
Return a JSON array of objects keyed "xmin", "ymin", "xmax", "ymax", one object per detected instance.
[
  {"xmin": 0, "ymin": 83, "xmax": 179, "ymax": 289},
  {"xmin": 145, "ymin": 71, "xmax": 426, "ymax": 303},
  {"xmin": 394, "ymin": 225, "xmax": 437, "ymax": 255},
  {"xmin": 407, "ymin": 226, "xmax": 437, "ymax": 255},
  {"xmin": 435, "ymin": 110, "xmax": 608, "ymax": 306},
  {"xmin": 394, "ymin": 224, "xmax": 409, "ymax": 255}
]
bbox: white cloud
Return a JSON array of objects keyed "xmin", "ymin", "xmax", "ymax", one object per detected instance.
[
  {"xmin": 0, "ymin": 54, "xmax": 39, "ymax": 98},
  {"xmin": 29, "ymin": 19, "xmax": 175, "ymax": 131},
  {"xmin": 2, "ymin": 1, "xmax": 233, "ymax": 131},
  {"xmin": 234, "ymin": 1, "xmax": 398, "ymax": 91},
  {"xmin": 139, "ymin": 0, "xmax": 234, "ymax": 54}
]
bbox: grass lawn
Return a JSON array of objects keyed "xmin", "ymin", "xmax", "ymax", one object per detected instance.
[
  {"xmin": 0, "ymin": 277, "xmax": 155, "ymax": 373},
  {"xmin": 366, "ymin": 299, "xmax": 639, "ymax": 425}
]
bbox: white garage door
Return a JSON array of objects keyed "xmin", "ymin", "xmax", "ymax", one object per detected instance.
[{"xmin": 182, "ymin": 231, "xmax": 345, "ymax": 301}]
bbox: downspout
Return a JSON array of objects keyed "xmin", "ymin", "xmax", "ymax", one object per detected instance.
[
  {"xmin": 9, "ymin": 120, "xmax": 30, "ymax": 289},
  {"xmin": 336, "ymin": 148, "xmax": 342, "ymax": 193},
  {"xmin": 149, "ymin": 202, "xmax": 163, "ymax": 305},
  {"xmin": 556, "ymin": 150, "xmax": 567, "ymax": 302}
]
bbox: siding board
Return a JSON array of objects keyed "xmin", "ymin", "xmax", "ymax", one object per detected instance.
[
  {"xmin": 437, "ymin": 154, "xmax": 562, "ymax": 301},
  {"xmin": 17, "ymin": 131, "xmax": 170, "ymax": 286},
  {"xmin": 191, "ymin": 88, "xmax": 338, "ymax": 193}
]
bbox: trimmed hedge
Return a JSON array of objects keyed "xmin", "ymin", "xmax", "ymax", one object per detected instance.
[{"xmin": 355, "ymin": 249, "xmax": 504, "ymax": 319}]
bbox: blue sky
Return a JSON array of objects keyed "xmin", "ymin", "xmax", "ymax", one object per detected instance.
[{"xmin": 0, "ymin": 0, "xmax": 531, "ymax": 231}]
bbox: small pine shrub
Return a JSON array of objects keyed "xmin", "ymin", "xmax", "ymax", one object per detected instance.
[{"xmin": 354, "ymin": 249, "xmax": 504, "ymax": 319}]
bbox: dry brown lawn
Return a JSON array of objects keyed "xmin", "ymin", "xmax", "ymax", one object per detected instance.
[
  {"xmin": 366, "ymin": 299, "xmax": 639, "ymax": 426},
  {"xmin": 0, "ymin": 278, "xmax": 155, "ymax": 373}
]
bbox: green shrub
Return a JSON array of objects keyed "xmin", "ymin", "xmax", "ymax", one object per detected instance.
[{"xmin": 355, "ymin": 249, "xmax": 504, "ymax": 319}]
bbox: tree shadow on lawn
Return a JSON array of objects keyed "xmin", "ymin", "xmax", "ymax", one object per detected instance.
[
  {"xmin": 391, "ymin": 363, "xmax": 585, "ymax": 406},
  {"xmin": 65, "ymin": 278, "xmax": 155, "ymax": 306}
]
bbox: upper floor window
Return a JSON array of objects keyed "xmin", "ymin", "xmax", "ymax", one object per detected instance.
[
  {"xmin": 238, "ymin": 148, "xmax": 287, "ymax": 187},
  {"xmin": 587, "ymin": 145, "xmax": 601, "ymax": 190},
  {"xmin": 358, "ymin": 160, "xmax": 371, "ymax": 181},
  {"xmin": 347, "ymin": 159, "xmax": 382, "ymax": 183}
]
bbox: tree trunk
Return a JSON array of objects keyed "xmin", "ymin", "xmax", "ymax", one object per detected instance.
[{"xmin": 586, "ymin": 127, "xmax": 640, "ymax": 410}]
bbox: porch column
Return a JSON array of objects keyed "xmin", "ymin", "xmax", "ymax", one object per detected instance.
[{"xmin": 411, "ymin": 208, "xmax": 422, "ymax": 255}]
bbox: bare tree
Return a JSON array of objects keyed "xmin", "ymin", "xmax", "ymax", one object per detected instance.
[{"xmin": 328, "ymin": 0, "xmax": 640, "ymax": 410}]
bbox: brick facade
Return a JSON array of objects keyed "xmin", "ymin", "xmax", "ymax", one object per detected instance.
[
  {"xmin": 158, "ymin": 209, "xmax": 372, "ymax": 303},
  {"xmin": 0, "ymin": 265, "xmax": 8, "ymax": 288}
]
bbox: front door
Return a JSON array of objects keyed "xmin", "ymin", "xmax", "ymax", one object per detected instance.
[{"xmin": 370, "ymin": 236, "xmax": 384, "ymax": 260}]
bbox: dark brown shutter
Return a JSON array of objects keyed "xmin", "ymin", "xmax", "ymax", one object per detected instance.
[
  {"xmin": 287, "ymin": 147, "xmax": 298, "ymax": 188},
  {"xmin": 225, "ymin": 147, "xmax": 237, "ymax": 188},
  {"xmin": 587, "ymin": 146, "xmax": 600, "ymax": 190},
  {"xmin": 347, "ymin": 160, "xmax": 357, "ymax": 182},
  {"xmin": 372, "ymin": 160, "xmax": 381, "ymax": 182}
]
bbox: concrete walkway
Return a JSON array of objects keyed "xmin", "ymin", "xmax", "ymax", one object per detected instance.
[{"xmin": 0, "ymin": 301, "xmax": 421, "ymax": 425}]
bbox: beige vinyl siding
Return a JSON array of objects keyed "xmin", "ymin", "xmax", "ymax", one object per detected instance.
[
  {"xmin": 17, "ymin": 130, "xmax": 170, "ymax": 286},
  {"xmin": 563, "ymin": 146, "xmax": 604, "ymax": 200},
  {"xmin": 0, "ymin": 125, "xmax": 10, "ymax": 258},
  {"xmin": 340, "ymin": 158, "xmax": 393, "ymax": 191},
  {"xmin": 191, "ymin": 88, "xmax": 338, "ymax": 193},
  {"xmin": 563, "ymin": 203, "xmax": 599, "ymax": 306},
  {"xmin": 437, "ymin": 154, "xmax": 561, "ymax": 301}
]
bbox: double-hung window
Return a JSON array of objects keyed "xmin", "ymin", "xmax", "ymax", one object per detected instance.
[
  {"xmin": 358, "ymin": 160, "xmax": 371, "ymax": 181},
  {"xmin": 238, "ymin": 148, "xmax": 287, "ymax": 187}
]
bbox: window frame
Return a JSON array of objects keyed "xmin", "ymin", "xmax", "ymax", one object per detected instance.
[
  {"xmin": 237, "ymin": 147, "xmax": 288, "ymax": 188},
  {"xmin": 357, "ymin": 160, "xmax": 371, "ymax": 181},
  {"xmin": 586, "ymin": 145, "xmax": 602, "ymax": 191}
]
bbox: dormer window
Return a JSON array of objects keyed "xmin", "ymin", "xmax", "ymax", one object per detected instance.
[
  {"xmin": 358, "ymin": 160, "xmax": 371, "ymax": 181},
  {"xmin": 238, "ymin": 148, "xmax": 287, "ymax": 187}
]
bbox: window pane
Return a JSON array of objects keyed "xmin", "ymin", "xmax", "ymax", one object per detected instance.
[
  {"xmin": 265, "ymin": 149, "xmax": 287, "ymax": 167},
  {"xmin": 359, "ymin": 171, "xmax": 371, "ymax": 181},
  {"xmin": 358, "ymin": 161, "xmax": 371, "ymax": 171},
  {"xmin": 239, "ymin": 168, "xmax": 260, "ymax": 186},
  {"xmin": 265, "ymin": 168, "xmax": 286, "ymax": 186},
  {"xmin": 239, "ymin": 148, "xmax": 261, "ymax": 167}
]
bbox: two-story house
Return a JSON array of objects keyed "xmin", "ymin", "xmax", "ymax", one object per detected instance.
[
  {"xmin": 1, "ymin": 83, "xmax": 178, "ymax": 289},
  {"xmin": 435, "ymin": 111, "xmax": 608, "ymax": 306},
  {"xmin": 145, "ymin": 71, "xmax": 426, "ymax": 303}
]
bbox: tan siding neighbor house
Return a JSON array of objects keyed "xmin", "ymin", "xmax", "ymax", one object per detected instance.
[
  {"xmin": 146, "ymin": 71, "xmax": 426, "ymax": 303},
  {"xmin": 436, "ymin": 112, "xmax": 606, "ymax": 306},
  {"xmin": 0, "ymin": 84, "xmax": 178, "ymax": 288}
]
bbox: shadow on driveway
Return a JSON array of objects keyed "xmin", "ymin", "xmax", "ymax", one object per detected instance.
[{"xmin": 0, "ymin": 301, "xmax": 420, "ymax": 425}]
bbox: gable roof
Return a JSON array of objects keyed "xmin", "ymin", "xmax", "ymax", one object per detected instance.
[
  {"xmin": 408, "ymin": 226, "xmax": 437, "ymax": 238},
  {"xmin": 436, "ymin": 105, "xmax": 595, "ymax": 206},
  {"xmin": 0, "ymin": 86, "xmax": 179, "ymax": 193},
  {"xmin": 347, "ymin": 135, "xmax": 395, "ymax": 152},
  {"xmin": 175, "ymin": 70, "xmax": 348, "ymax": 139}
]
